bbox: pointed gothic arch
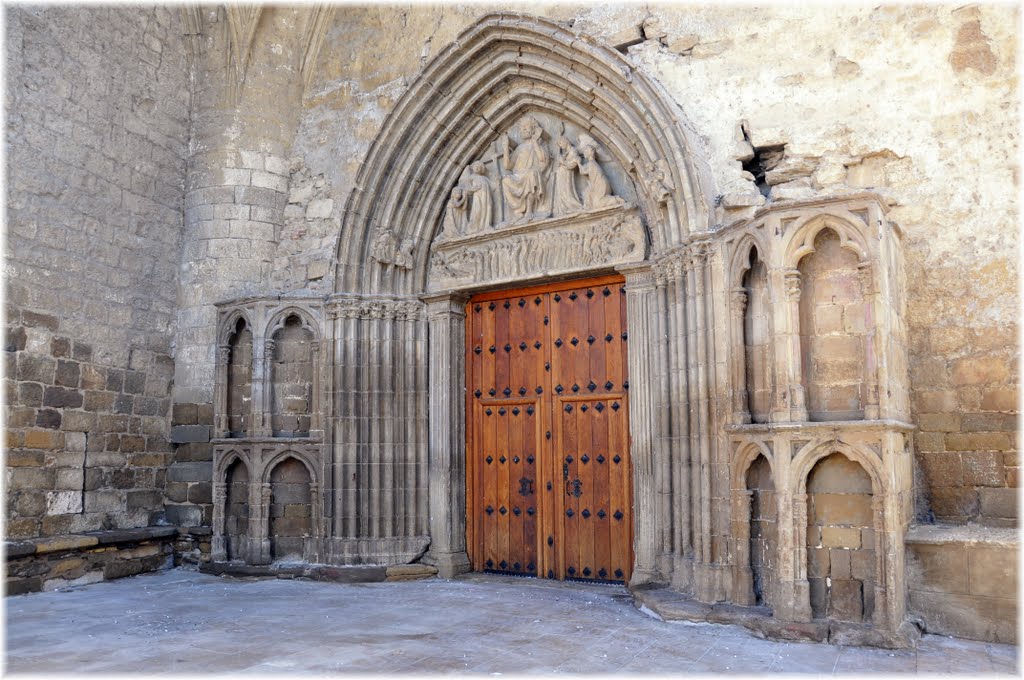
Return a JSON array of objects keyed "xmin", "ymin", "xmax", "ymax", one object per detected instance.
[{"xmin": 334, "ymin": 13, "xmax": 714, "ymax": 295}]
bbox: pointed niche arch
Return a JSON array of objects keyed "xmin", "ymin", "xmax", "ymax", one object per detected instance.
[{"xmin": 335, "ymin": 13, "xmax": 714, "ymax": 296}]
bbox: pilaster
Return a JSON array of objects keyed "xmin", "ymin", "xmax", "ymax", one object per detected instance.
[{"xmin": 421, "ymin": 293, "xmax": 472, "ymax": 578}]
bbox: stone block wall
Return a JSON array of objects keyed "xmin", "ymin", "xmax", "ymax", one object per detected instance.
[
  {"xmin": 5, "ymin": 6, "xmax": 189, "ymax": 539},
  {"xmin": 5, "ymin": 527, "xmax": 177, "ymax": 595},
  {"xmin": 905, "ymin": 524, "xmax": 1018, "ymax": 644}
]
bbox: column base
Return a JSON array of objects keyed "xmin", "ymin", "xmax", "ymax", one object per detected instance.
[
  {"xmin": 629, "ymin": 567, "xmax": 662, "ymax": 588},
  {"xmin": 423, "ymin": 550, "xmax": 471, "ymax": 579}
]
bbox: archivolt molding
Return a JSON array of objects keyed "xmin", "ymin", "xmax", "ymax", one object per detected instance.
[{"xmin": 335, "ymin": 13, "xmax": 716, "ymax": 296}]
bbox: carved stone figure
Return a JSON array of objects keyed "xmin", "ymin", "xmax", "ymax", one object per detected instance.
[
  {"xmin": 645, "ymin": 159, "xmax": 674, "ymax": 203},
  {"xmin": 371, "ymin": 226, "xmax": 415, "ymax": 269},
  {"xmin": 370, "ymin": 227, "xmax": 398, "ymax": 264},
  {"xmin": 440, "ymin": 161, "xmax": 493, "ymax": 239},
  {"xmin": 553, "ymin": 137, "xmax": 584, "ymax": 215},
  {"xmin": 578, "ymin": 134, "xmax": 625, "ymax": 211},
  {"xmin": 394, "ymin": 238, "xmax": 415, "ymax": 270},
  {"xmin": 501, "ymin": 116, "xmax": 550, "ymax": 222},
  {"xmin": 462, "ymin": 161, "xmax": 493, "ymax": 234},
  {"xmin": 440, "ymin": 186, "xmax": 468, "ymax": 240}
]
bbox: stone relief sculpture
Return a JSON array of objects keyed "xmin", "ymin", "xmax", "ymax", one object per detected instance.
[
  {"xmin": 440, "ymin": 161, "xmax": 494, "ymax": 240},
  {"xmin": 578, "ymin": 134, "xmax": 626, "ymax": 211},
  {"xmin": 500, "ymin": 115, "xmax": 551, "ymax": 223},
  {"xmin": 435, "ymin": 114, "xmax": 636, "ymax": 244},
  {"xmin": 553, "ymin": 136, "xmax": 584, "ymax": 215},
  {"xmin": 371, "ymin": 226, "xmax": 414, "ymax": 269},
  {"xmin": 428, "ymin": 209, "xmax": 646, "ymax": 292},
  {"xmin": 645, "ymin": 159, "xmax": 674, "ymax": 204}
]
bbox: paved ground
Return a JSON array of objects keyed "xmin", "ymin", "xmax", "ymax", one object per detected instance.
[{"xmin": 3, "ymin": 569, "xmax": 1018, "ymax": 675}]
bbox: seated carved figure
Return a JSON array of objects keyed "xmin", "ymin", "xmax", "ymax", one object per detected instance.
[{"xmin": 501, "ymin": 116, "xmax": 550, "ymax": 222}]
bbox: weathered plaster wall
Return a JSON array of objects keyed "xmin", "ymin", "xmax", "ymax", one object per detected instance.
[
  {"xmin": 286, "ymin": 3, "xmax": 1018, "ymax": 525},
  {"xmin": 5, "ymin": 7, "xmax": 189, "ymax": 538}
]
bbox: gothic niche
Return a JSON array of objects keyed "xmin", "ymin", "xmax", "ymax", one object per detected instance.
[
  {"xmin": 806, "ymin": 453, "xmax": 875, "ymax": 623},
  {"xmin": 270, "ymin": 315, "xmax": 314, "ymax": 437},
  {"xmin": 746, "ymin": 455, "xmax": 776, "ymax": 609},
  {"xmin": 269, "ymin": 457, "xmax": 313, "ymax": 562},
  {"xmin": 428, "ymin": 113, "xmax": 643, "ymax": 291},
  {"xmin": 743, "ymin": 247, "xmax": 771, "ymax": 423},
  {"xmin": 227, "ymin": 318, "xmax": 253, "ymax": 437},
  {"xmin": 798, "ymin": 229, "xmax": 867, "ymax": 421},
  {"xmin": 225, "ymin": 458, "xmax": 250, "ymax": 561}
]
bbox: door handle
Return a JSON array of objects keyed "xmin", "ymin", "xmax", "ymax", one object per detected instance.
[{"xmin": 566, "ymin": 478, "xmax": 583, "ymax": 498}]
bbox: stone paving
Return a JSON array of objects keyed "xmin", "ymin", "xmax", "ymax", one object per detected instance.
[{"xmin": 4, "ymin": 569, "xmax": 1018, "ymax": 675}]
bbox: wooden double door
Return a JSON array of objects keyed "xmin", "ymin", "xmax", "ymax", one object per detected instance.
[{"xmin": 466, "ymin": 275, "xmax": 633, "ymax": 583}]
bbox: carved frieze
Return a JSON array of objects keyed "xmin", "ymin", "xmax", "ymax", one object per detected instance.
[
  {"xmin": 427, "ymin": 206, "xmax": 646, "ymax": 292},
  {"xmin": 326, "ymin": 297, "xmax": 422, "ymax": 321}
]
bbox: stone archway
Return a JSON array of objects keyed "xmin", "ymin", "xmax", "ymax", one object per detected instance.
[{"xmin": 328, "ymin": 14, "xmax": 715, "ymax": 583}]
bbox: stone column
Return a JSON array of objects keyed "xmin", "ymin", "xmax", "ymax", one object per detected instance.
[
  {"xmin": 619, "ymin": 263, "xmax": 660, "ymax": 586},
  {"xmin": 730, "ymin": 287, "xmax": 751, "ymax": 424},
  {"xmin": 859, "ymin": 261, "xmax": 881, "ymax": 420},
  {"xmin": 255, "ymin": 337, "xmax": 274, "ymax": 436},
  {"xmin": 309, "ymin": 340, "xmax": 322, "ymax": 436},
  {"xmin": 211, "ymin": 481, "xmax": 227, "ymax": 561},
  {"xmin": 789, "ymin": 492, "xmax": 812, "ymax": 622},
  {"xmin": 256, "ymin": 482, "xmax": 273, "ymax": 564},
  {"xmin": 731, "ymin": 489, "xmax": 754, "ymax": 605},
  {"xmin": 773, "ymin": 269, "xmax": 808, "ymax": 422},
  {"xmin": 214, "ymin": 345, "xmax": 230, "ymax": 436},
  {"xmin": 422, "ymin": 293, "xmax": 471, "ymax": 578}
]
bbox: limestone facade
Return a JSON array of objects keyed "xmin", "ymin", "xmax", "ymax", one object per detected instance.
[{"xmin": 4, "ymin": 4, "xmax": 1018, "ymax": 647}]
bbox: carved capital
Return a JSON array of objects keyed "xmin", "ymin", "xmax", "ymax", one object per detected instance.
[
  {"xmin": 857, "ymin": 261, "xmax": 874, "ymax": 296},
  {"xmin": 730, "ymin": 287, "xmax": 748, "ymax": 317},
  {"xmin": 423, "ymin": 293, "xmax": 470, "ymax": 320},
  {"xmin": 618, "ymin": 263, "xmax": 656, "ymax": 293},
  {"xmin": 783, "ymin": 269, "xmax": 802, "ymax": 301},
  {"xmin": 654, "ymin": 248, "xmax": 687, "ymax": 283},
  {"xmin": 217, "ymin": 345, "xmax": 231, "ymax": 365}
]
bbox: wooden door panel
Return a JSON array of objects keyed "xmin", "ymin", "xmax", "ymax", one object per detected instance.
[{"xmin": 467, "ymin": 276, "xmax": 631, "ymax": 583}]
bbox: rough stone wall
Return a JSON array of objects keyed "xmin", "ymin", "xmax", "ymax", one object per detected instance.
[
  {"xmin": 288, "ymin": 4, "xmax": 1017, "ymax": 525},
  {"xmin": 5, "ymin": 7, "xmax": 189, "ymax": 538}
]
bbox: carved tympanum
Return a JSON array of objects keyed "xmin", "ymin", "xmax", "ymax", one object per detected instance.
[
  {"xmin": 438, "ymin": 113, "xmax": 635, "ymax": 236},
  {"xmin": 428, "ymin": 114, "xmax": 641, "ymax": 291}
]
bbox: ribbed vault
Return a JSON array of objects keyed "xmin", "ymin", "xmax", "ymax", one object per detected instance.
[{"xmin": 334, "ymin": 13, "xmax": 714, "ymax": 295}]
